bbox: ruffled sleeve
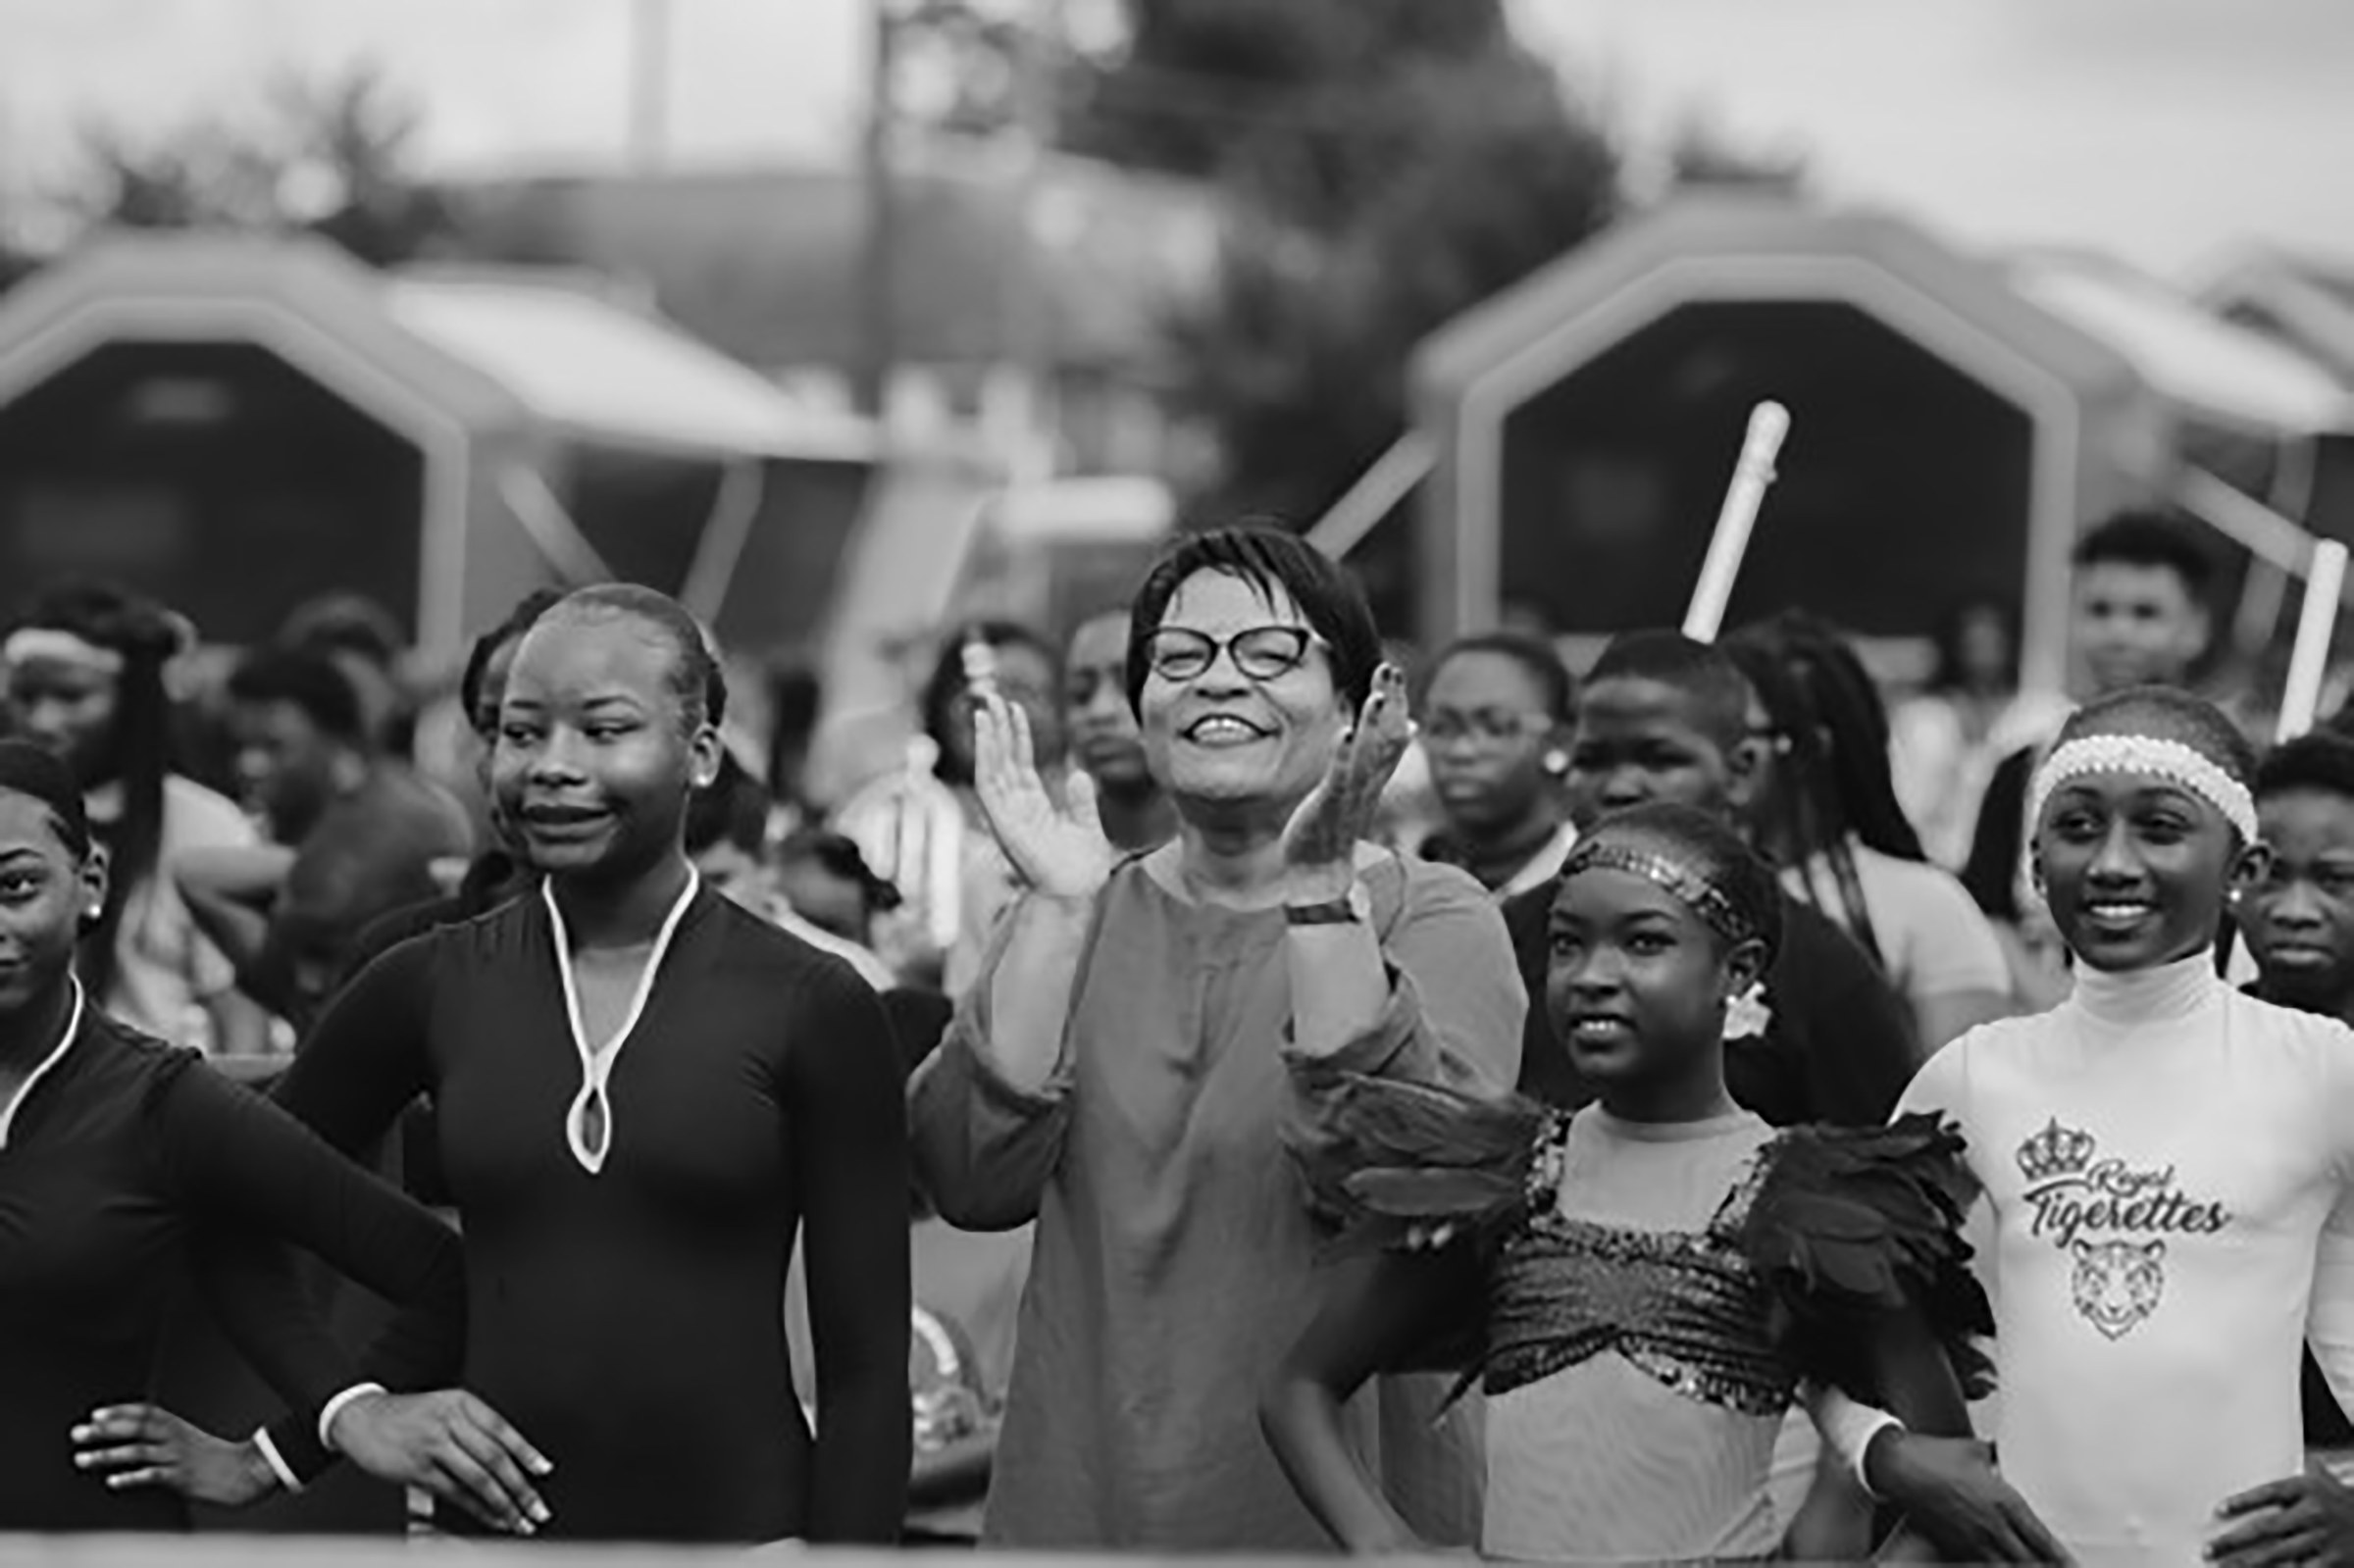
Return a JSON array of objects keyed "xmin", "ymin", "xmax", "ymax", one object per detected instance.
[
  {"xmin": 1283, "ymin": 1062, "xmax": 1548, "ymax": 1255},
  {"xmin": 1735, "ymin": 1111, "xmax": 1996, "ymax": 1402}
]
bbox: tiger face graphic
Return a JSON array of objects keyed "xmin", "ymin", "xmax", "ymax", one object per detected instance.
[{"xmin": 2070, "ymin": 1238, "xmax": 2166, "ymax": 1340}]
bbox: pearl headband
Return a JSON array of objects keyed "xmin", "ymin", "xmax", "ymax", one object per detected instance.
[
  {"xmin": 2027, "ymin": 733, "xmax": 2258, "ymax": 844},
  {"xmin": 3, "ymin": 629, "xmax": 125, "ymax": 677}
]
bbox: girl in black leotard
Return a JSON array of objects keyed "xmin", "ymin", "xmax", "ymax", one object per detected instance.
[
  {"xmin": 158, "ymin": 585, "xmax": 912, "ymax": 1543},
  {"xmin": 0, "ymin": 741, "xmax": 545, "ymax": 1535}
]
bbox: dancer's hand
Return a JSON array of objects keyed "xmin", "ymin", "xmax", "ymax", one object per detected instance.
[
  {"xmin": 2211, "ymin": 1460, "xmax": 2354, "ymax": 1565},
  {"xmin": 329, "ymin": 1388, "xmax": 553, "ymax": 1537},
  {"xmin": 1281, "ymin": 664, "xmax": 1411, "ymax": 899},
  {"xmin": 73, "ymin": 1404, "xmax": 278, "ymax": 1506},
  {"xmin": 971, "ymin": 689, "xmax": 1111, "ymax": 902},
  {"xmin": 1866, "ymin": 1432, "xmax": 2071, "ymax": 1563}
]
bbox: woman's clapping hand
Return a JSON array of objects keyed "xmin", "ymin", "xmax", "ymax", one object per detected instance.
[
  {"xmin": 971, "ymin": 688, "xmax": 1113, "ymax": 902},
  {"xmin": 1281, "ymin": 664, "xmax": 1413, "ymax": 890}
]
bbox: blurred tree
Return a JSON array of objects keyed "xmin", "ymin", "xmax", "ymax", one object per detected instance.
[
  {"xmin": 892, "ymin": 0, "xmax": 1623, "ymax": 624},
  {"xmin": 60, "ymin": 61, "xmax": 457, "ymax": 265}
]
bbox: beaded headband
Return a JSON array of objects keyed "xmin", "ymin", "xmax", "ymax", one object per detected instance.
[
  {"xmin": 2026, "ymin": 733, "xmax": 2258, "ymax": 844},
  {"xmin": 1561, "ymin": 837, "xmax": 1769, "ymax": 952}
]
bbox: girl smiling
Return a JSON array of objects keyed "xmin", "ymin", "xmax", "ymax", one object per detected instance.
[
  {"xmin": 1890, "ymin": 686, "xmax": 2354, "ymax": 1565},
  {"xmin": 1265, "ymin": 802, "xmax": 2045, "ymax": 1562}
]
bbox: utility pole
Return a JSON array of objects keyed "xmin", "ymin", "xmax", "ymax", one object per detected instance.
[
  {"xmin": 630, "ymin": 0, "xmax": 672, "ymax": 173},
  {"xmin": 1001, "ymin": 0, "xmax": 1061, "ymax": 482},
  {"xmin": 855, "ymin": 0, "xmax": 900, "ymax": 420}
]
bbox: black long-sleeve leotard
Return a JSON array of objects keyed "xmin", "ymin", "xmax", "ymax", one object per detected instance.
[
  {"xmin": 265, "ymin": 885, "xmax": 911, "ymax": 1543},
  {"xmin": 0, "ymin": 1005, "xmax": 462, "ymax": 1532}
]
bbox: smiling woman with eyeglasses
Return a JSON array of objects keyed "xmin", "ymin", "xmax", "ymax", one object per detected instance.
[{"xmin": 908, "ymin": 525, "xmax": 1525, "ymax": 1552}]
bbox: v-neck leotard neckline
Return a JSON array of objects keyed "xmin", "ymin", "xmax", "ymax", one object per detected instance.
[{"xmin": 540, "ymin": 873, "xmax": 701, "ymax": 1175}]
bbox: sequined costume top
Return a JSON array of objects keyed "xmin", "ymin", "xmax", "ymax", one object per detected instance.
[
  {"xmin": 1486, "ymin": 1113, "xmax": 1794, "ymax": 1413},
  {"xmin": 1290, "ymin": 1068, "xmax": 1990, "ymax": 1561}
]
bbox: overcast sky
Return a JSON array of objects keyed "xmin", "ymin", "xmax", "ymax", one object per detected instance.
[{"xmin": 1, "ymin": 0, "xmax": 2346, "ymax": 278}]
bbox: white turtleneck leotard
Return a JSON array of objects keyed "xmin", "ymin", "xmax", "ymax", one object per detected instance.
[{"xmin": 1900, "ymin": 951, "xmax": 2354, "ymax": 1566}]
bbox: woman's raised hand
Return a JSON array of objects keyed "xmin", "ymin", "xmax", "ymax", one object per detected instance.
[
  {"xmin": 1281, "ymin": 664, "xmax": 1413, "ymax": 889},
  {"xmin": 971, "ymin": 690, "xmax": 1113, "ymax": 902}
]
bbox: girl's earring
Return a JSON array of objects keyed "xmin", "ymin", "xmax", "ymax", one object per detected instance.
[{"xmin": 1542, "ymin": 748, "xmax": 1569, "ymax": 778}]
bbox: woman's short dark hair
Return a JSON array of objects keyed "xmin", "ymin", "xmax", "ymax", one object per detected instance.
[
  {"xmin": 1125, "ymin": 525, "xmax": 1383, "ymax": 715},
  {"xmin": 918, "ymin": 619, "xmax": 1059, "ymax": 788},
  {"xmin": 542, "ymin": 583, "xmax": 727, "ymax": 734}
]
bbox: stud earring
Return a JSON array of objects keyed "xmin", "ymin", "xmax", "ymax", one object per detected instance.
[{"xmin": 1542, "ymin": 748, "xmax": 1569, "ymax": 778}]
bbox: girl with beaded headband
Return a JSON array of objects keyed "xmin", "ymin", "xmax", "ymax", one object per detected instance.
[
  {"xmin": 1885, "ymin": 685, "xmax": 2354, "ymax": 1564},
  {"xmin": 1266, "ymin": 801, "xmax": 2057, "ymax": 1563}
]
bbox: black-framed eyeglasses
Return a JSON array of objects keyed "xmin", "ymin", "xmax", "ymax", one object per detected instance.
[{"xmin": 1145, "ymin": 625, "xmax": 1320, "ymax": 683}]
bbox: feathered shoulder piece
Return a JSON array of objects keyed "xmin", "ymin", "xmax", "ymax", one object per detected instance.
[
  {"xmin": 1287, "ymin": 1068, "xmax": 1549, "ymax": 1255},
  {"xmin": 1735, "ymin": 1112, "xmax": 1996, "ymax": 1401}
]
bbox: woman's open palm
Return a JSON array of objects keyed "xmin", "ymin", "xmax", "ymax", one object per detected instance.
[
  {"xmin": 971, "ymin": 691, "xmax": 1113, "ymax": 901},
  {"xmin": 1282, "ymin": 664, "xmax": 1413, "ymax": 879}
]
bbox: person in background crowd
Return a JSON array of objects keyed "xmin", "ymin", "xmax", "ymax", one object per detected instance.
[
  {"xmin": 3, "ymin": 582, "xmax": 267, "ymax": 1055},
  {"xmin": 687, "ymin": 750, "xmax": 898, "ymax": 991},
  {"xmin": 837, "ymin": 619, "xmax": 1066, "ymax": 995},
  {"xmin": 1726, "ymin": 615, "xmax": 2013, "ymax": 1049},
  {"xmin": 177, "ymin": 649, "xmax": 472, "ymax": 1034},
  {"xmin": 278, "ymin": 593, "xmax": 414, "ymax": 760},
  {"xmin": 336, "ymin": 589, "xmax": 560, "ymax": 981},
  {"xmin": 1503, "ymin": 630, "xmax": 1921, "ymax": 1122},
  {"xmin": 2233, "ymin": 731, "xmax": 2354, "ymax": 1458},
  {"xmin": 909, "ymin": 527, "xmax": 1522, "ymax": 1550},
  {"xmin": 1266, "ymin": 802, "xmax": 2051, "ymax": 1563},
  {"xmin": 1963, "ymin": 512, "xmax": 2216, "ymax": 927},
  {"xmin": 1061, "ymin": 607, "xmax": 1175, "ymax": 855},
  {"xmin": 1415, "ymin": 632, "xmax": 1579, "ymax": 900},
  {"xmin": 0, "ymin": 739, "xmax": 548, "ymax": 1537},
  {"xmin": 1892, "ymin": 686, "xmax": 2354, "ymax": 1565},
  {"xmin": 764, "ymin": 665, "xmax": 826, "ymax": 836},
  {"xmin": 771, "ymin": 826, "xmax": 903, "ymax": 989},
  {"xmin": 1890, "ymin": 596, "xmax": 2065, "ymax": 873},
  {"xmin": 230, "ymin": 583, "xmax": 911, "ymax": 1543}
]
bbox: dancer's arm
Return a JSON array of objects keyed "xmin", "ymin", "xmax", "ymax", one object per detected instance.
[
  {"xmin": 77, "ymin": 1049, "xmax": 547, "ymax": 1534},
  {"xmin": 2208, "ymin": 1138, "xmax": 2354, "ymax": 1564},
  {"xmin": 793, "ymin": 962, "xmax": 914, "ymax": 1543},
  {"xmin": 1840, "ymin": 1309, "xmax": 2067, "ymax": 1564},
  {"xmin": 1261, "ymin": 1249, "xmax": 1484, "ymax": 1555},
  {"xmin": 224, "ymin": 937, "xmax": 465, "ymax": 1479}
]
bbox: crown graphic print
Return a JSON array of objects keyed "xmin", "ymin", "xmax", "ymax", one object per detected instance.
[{"xmin": 2014, "ymin": 1117, "xmax": 2230, "ymax": 1340}]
